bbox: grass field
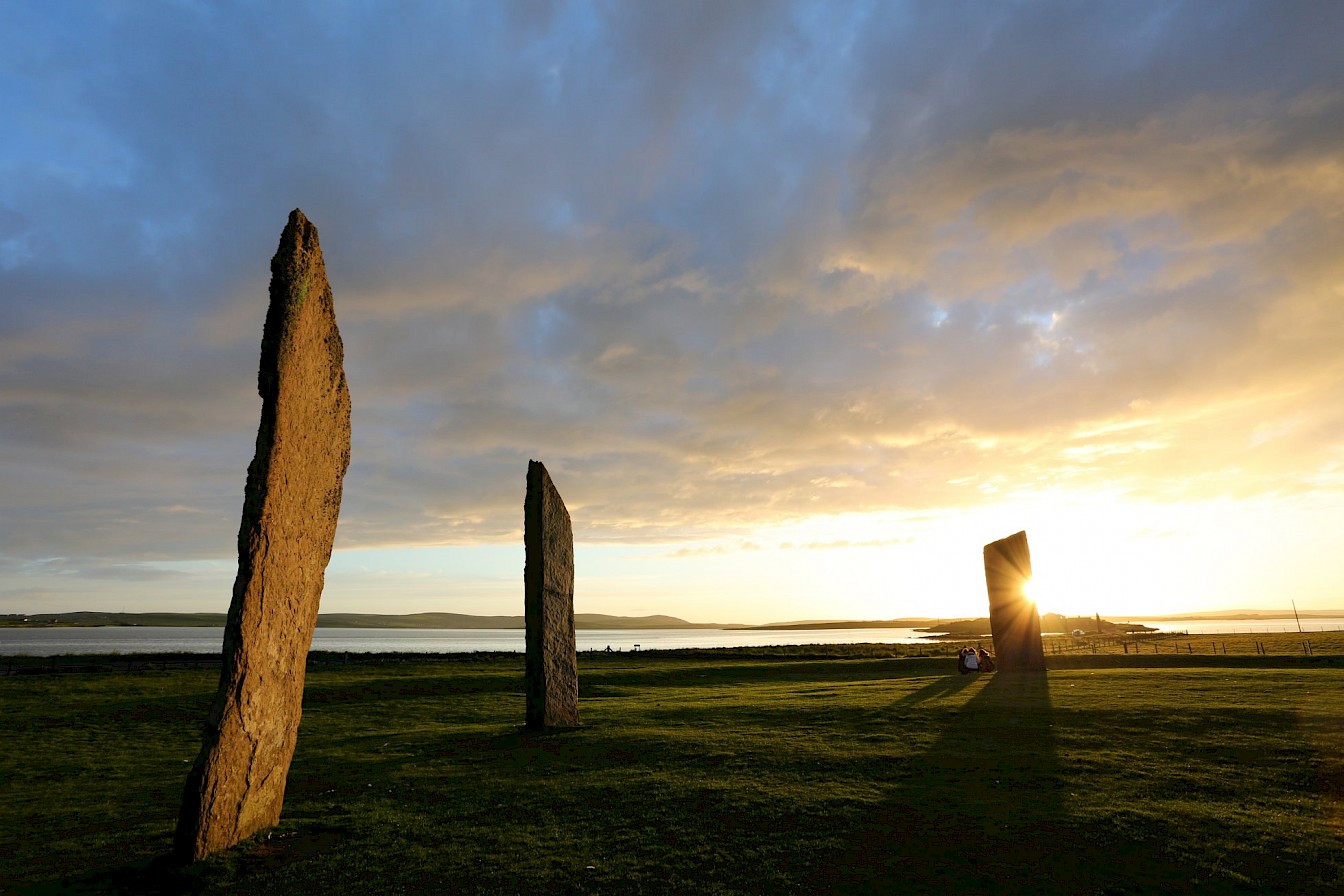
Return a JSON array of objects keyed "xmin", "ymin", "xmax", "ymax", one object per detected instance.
[{"xmin": 1, "ymin": 646, "xmax": 1341, "ymax": 894}]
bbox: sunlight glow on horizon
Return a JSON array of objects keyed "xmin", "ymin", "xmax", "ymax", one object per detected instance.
[
  {"xmin": 311, "ymin": 488, "xmax": 1344, "ymax": 625},
  {"xmin": 24, "ymin": 486, "xmax": 1344, "ymax": 624}
]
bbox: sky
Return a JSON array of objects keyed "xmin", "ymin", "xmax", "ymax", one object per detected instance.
[{"xmin": 3, "ymin": 1, "xmax": 1344, "ymax": 625}]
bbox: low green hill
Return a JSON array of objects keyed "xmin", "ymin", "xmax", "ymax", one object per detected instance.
[{"xmin": 1, "ymin": 611, "xmax": 732, "ymax": 630}]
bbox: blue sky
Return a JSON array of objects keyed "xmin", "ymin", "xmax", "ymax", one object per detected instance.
[{"xmin": 4, "ymin": 1, "xmax": 1344, "ymax": 623}]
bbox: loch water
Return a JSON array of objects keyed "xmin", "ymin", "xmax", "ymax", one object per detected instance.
[
  {"xmin": 4, "ymin": 617, "xmax": 1341, "ymax": 657},
  {"xmin": 0, "ymin": 625, "xmax": 941, "ymax": 657}
]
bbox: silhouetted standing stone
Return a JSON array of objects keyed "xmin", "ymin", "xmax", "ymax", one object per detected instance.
[
  {"xmin": 983, "ymin": 530, "xmax": 1046, "ymax": 672},
  {"xmin": 524, "ymin": 460, "xmax": 580, "ymax": 729},
  {"xmin": 175, "ymin": 209, "xmax": 351, "ymax": 862}
]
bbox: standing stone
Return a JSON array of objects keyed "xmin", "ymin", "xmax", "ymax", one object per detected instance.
[
  {"xmin": 524, "ymin": 460, "xmax": 580, "ymax": 729},
  {"xmin": 175, "ymin": 209, "xmax": 351, "ymax": 862},
  {"xmin": 983, "ymin": 530, "xmax": 1046, "ymax": 672}
]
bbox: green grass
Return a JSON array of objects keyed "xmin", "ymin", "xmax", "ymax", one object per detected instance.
[{"xmin": 1, "ymin": 651, "xmax": 1341, "ymax": 894}]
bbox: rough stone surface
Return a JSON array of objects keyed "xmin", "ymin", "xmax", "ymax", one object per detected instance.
[
  {"xmin": 983, "ymin": 530, "xmax": 1046, "ymax": 672},
  {"xmin": 175, "ymin": 209, "xmax": 352, "ymax": 862},
  {"xmin": 524, "ymin": 460, "xmax": 580, "ymax": 729}
]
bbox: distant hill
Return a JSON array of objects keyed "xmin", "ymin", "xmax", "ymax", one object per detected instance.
[
  {"xmin": 0, "ymin": 611, "xmax": 736, "ymax": 630},
  {"xmin": 316, "ymin": 612, "xmax": 733, "ymax": 630},
  {"xmin": 0, "ymin": 611, "xmax": 230, "ymax": 628},
  {"xmin": 572, "ymin": 613, "xmax": 736, "ymax": 630},
  {"xmin": 318, "ymin": 612, "xmax": 521, "ymax": 629},
  {"xmin": 740, "ymin": 619, "xmax": 937, "ymax": 631}
]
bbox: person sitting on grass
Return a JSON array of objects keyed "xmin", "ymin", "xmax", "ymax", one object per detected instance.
[
  {"xmin": 959, "ymin": 646, "xmax": 979, "ymax": 674},
  {"xmin": 976, "ymin": 647, "xmax": 995, "ymax": 673}
]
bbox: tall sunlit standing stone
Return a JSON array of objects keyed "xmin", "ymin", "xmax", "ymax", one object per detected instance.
[
  {"xmin": 524, "ymin": 460, "xmax": 580, "ymax": 729},
  {"xmin": 175, "ymin": 209, "xmax": 352, "ymax": 862},
  {"xmin": 983, "ymin": 530, "xmax": 1046, "ymax": 672}
]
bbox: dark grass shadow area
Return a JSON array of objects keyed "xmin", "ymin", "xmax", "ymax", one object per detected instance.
[
  {"xmin": 895, "ymin": 668, "xmax": 981, "ymax": 704},
  {"xmin": 3, "ymin": 827, "xmax": 361, "ymax": 896},
  {"xmin": 7, "ymin": 656, "xmax": 1341, "ymax": 894},
  {"xmin": 810, "ymin": 671, "xmax": 1215, "ymax": 896},
  {"xmin": 6, "ymin": 856, "xmax": 188, "ymax": 896}
]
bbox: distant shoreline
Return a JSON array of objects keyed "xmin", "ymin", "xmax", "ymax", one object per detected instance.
[
  {"xmin": 1115, "ymin": 611, "xmax": 1344, "ymax": 621},
  {"xmin": 5, "ymin": 609, "xmax": 1341, "ymax": 632},
  {"xmin": 2, "ymin": 611, "xmax": 941, "ymax": 631}
]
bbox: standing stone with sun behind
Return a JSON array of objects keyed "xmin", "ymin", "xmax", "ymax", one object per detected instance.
[{"xmin": 984, "ymin": 530, "xmax": 1047, "ymax": 672}]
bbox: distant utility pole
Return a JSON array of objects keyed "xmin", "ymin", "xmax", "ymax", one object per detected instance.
[{"xmin": 1292, "ymin": 599, "xmax": 1303, "ymax": 634}]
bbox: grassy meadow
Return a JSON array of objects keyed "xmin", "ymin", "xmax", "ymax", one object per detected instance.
[{"xmin": 1, "ymin": 645, "xmax": 1341, "ymax": 894}]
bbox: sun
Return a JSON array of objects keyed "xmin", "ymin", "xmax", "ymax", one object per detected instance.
[
  {"xmin": 1020, "ymin": 577, "xmax": 1038, "ymax": 606},
  {"xmin": 1018, "ymin": 566, "xmax": 1077, "ymax": 617}
]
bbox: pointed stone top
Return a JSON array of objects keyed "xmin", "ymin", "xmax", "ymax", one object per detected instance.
[
  {"xmin": 268, "ymin": 210, "xmax": 330, "ymax": 305},
  {"xmin": 273, "ymin": 209, "xmax": 322, "ymax": 276},
  {"xmin": 282, "ymin": 208, "xmax": 317, "ymax": 243},
  {"xmin": 259, "ymin": 209, "xmax": 340, "ymax": 396}
]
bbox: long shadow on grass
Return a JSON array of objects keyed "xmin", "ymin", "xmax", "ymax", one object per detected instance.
[
  {"xmin": 895, "ymin": 669, "xmax": 980, "ymax": 704},
  {"xmin": 809, "ymin": 671, "xmax": 1063, "ymax": 894},
  {"xmin": 814, "ymin": 671, "xmax": 1217, "ymax": 895}
]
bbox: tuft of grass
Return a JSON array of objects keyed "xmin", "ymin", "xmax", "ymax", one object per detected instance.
[{"xmin": 1, "ymin": 652, "xmax": 1341, "ymax": 894}]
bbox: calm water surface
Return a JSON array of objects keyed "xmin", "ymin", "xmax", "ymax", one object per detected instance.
[
  {"xmin": 5, "ymin": 617, "xmax": 1341, "ymax": 657},
  {"xmin": 0, "ymin": 625, "xmax": 940, "ymax": 657}
]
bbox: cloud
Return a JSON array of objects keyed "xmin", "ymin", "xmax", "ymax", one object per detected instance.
[{"xmin": 2, "ymin": 1, "xmax": 1344, "ymax": 614}]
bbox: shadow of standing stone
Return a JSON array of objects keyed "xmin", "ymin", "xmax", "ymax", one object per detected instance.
[
  {"xmin": 175, "ymin": 209, "xmax": 352, "ymax": 862},
  {"xmin": 524, "ymin": 460, "xmax": 580, "ymax": 730},
  {"xmin": 983, "ymin": 530, "xmax": 1046, "ymax": 672}
]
